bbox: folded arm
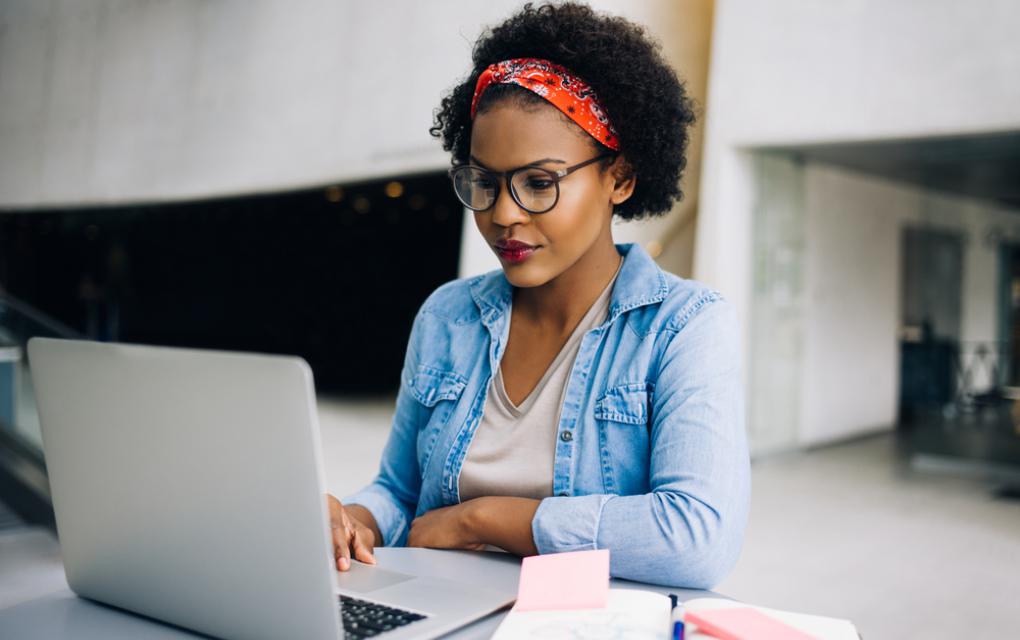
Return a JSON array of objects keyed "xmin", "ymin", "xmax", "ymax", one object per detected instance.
[{"xmin": 530, "ymin": 299, "xmax": 750, "ymax": 588}]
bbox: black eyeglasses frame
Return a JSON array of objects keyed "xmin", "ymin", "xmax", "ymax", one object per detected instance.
[{"xmin": 447, "ymin": 152, "xmax": 617, "ymax": 214}]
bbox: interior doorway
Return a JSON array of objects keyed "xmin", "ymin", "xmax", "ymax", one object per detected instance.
[
  {"xmin": 998, "ymin": 243, "xmax": 1020, "ymax": 388},
  {"xmin": 901, "ymin": 227, "xmax": 963, "ymax": 341},
  {"xmin": 898, "ymin": 227, "xmax": 963, "ymax": 417}
]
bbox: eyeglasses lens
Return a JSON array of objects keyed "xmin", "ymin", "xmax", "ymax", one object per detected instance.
[
  {"xmin": 510, "ymin": 169, "xmax": 557, "ymax": 213},
  {"xmin": 452, "ymin": 167, "xmax": 559, "ymax": 213},
  {"xmin": 452, "ymin": 167, "xmax": 498, "ymax": 211}
]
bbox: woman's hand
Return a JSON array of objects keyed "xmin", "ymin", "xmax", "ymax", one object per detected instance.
[
  {"xmin": 407, "ymin": 502, "xmax": 486, "ymax": 551},
  {"xmin": 326, "ymin": 494, "xmax": 377, "ymax": 571}
]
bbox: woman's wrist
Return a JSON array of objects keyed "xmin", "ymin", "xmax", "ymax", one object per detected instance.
[
  {"xmin": 463, "ymin": 496, "xmax": 540, "ymax": 556},
  {"xmin": 461, "ymin": 497, "xmax": 491, "ymax": 542}
]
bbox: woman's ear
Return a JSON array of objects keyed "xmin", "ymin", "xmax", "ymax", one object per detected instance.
[{"xmin": 608, "ymin": 155, "xmax": 636, "ymax": 205}]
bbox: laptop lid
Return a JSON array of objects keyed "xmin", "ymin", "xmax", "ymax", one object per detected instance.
[{"xmin": 28, "ymin": 337, "xmax": 342, "ymax": 640}]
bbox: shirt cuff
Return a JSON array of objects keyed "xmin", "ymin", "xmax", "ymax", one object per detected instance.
[
  {"xmin": 531, "ymin": 494, "xmax": 614, "ymax": 554},
  {"xmin": 342, "ymin": 483, "xmax": 411, "ymax": 547}
]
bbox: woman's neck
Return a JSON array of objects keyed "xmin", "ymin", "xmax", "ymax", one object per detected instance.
[{"xmin": 511, "ymin": 236, "xmax": 623, "ymax": 334}]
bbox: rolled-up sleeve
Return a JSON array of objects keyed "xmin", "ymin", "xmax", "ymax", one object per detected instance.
[
  {"xmin": 531, "ymin": 297, "xmax": 750, "ymax": 589},
  {"xmin": 343, "ymin": 308, "xmax": 427, "ymax": 547}
]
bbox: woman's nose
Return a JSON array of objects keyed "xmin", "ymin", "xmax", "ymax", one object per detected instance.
[{"xmin": 489, "ymin": 179, "xmax": 531, "ymax": 227}]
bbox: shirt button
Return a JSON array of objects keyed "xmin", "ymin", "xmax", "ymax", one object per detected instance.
[{"xmin": 560, "ymin": 430, "xmax": 573, "ymax": 442}]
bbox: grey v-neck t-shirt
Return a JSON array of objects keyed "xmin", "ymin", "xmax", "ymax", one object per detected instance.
[{"xmin": 458, "ymin": 258, "xmax": 623, "ymax": 503}]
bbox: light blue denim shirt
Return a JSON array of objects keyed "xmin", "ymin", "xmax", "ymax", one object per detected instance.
[{"xmin": 344, "ymin": 242, "xmax": 750, "ymax": 588}]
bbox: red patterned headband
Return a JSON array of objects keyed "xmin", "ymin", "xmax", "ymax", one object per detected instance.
[{"xmin": 469, "ymin": 58, "xmax": 620, "ymax": 151}]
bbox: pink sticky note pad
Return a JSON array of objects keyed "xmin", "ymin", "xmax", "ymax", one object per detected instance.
[
  {"xmin": 512, "ymin": 549, "xmax": 610, "ymax": 612},
  {"xmin": 686, "ymin": 608, "xmax": 819, "ymax": 640}
]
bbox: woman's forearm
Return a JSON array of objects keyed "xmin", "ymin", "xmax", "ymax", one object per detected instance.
[{"xmin": 466, "ymin": 496, "xmax": 541, "ymax": 556}]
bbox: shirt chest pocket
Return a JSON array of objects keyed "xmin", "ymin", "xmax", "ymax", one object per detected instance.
[
  {"xmin": 407, "ymin": 364, "xmax": 467, "ymax": 408},
  {"xmin": 593, "ymin": 381, "xmax": 654, "ymax": 494},
  {"xmin": 405, "ymin": 364, "xmax": 468, "ymax": 474},
  {"xmin": 594, "ymin": 382, "xmax": 653, "ymax": 426}
]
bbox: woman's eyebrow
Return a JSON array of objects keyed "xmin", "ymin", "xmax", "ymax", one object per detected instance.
[{"xmin": 469, "ymin": 155, "xmax": 567, "ymax": 170}]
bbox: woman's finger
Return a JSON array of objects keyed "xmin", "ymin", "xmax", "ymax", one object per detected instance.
[
  {"xmin": 334, "ymin": 504, "xmax": 355, "ymax": 571},
  {"xmin": 336, "ymin": 526, "xmax": 353, "ymax": 571},
  {"xmin": 351, "ymin": 527, "xmax": 376, "ymax": 565},
  {"xmin": 327, "ymin": 494, "xmax": 347, "ymax": 562},
  {"xmin": 326, "ymin": 494, "xmax": 343, "ymax": 527},
  {"xmin": 336, "ymin": 520, "xmax": 352, "ymax": 559}
]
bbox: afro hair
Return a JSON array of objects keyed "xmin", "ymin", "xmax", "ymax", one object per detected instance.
[{"xmin": 429, "ymin": 1, "xmax": 697, "ymax": 221}]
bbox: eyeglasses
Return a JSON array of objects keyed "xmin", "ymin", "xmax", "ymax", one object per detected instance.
[{"xmin": 448, "ymin": 153, "xmax": 615, "ymax": 214}]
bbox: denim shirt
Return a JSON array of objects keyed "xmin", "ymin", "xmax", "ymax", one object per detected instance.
[{"xmin": 344, "ymin": 242, "xmax": 750, "ymax": 588}]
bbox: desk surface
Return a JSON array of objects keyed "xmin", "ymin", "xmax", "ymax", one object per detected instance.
[{"xmin": 0, "ymin": 547, "xmax": 719, "ymax": 639}]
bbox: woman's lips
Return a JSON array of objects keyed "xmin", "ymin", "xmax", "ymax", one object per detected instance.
[{"xmin": 495, "ymin": 243, "xmax": 538, "ymax": 264}]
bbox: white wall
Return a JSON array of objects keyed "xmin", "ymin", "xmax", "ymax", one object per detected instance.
[
  {"xmin": 799, "ymin": 165, "xmax": 903, "ymax": 446},
  {"xmin": 9, "ymin": 0, "xmax": 684, "ymax": 208},
  {"xmin": 697, "ymin": 0, "xmax": 1020, "ymax": 449},
  {"xmin": 798, "ymin": 163, "xmax": 1020, "ymax": 446},
  {"xmin": 746, "ymin": 153, "xmax": 806, "ymax": 454},
  {"xmin": 697, "ymin": 0, "xmax": 1020, "ymax": 353},
  {"xmin": 0, "ymin": 1, "xmax": 458, "ymax": 206}
]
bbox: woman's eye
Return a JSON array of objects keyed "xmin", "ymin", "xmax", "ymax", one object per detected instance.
[{"xmin": 525, "ymin": 178, "xmax": 554, "ymax": 191}]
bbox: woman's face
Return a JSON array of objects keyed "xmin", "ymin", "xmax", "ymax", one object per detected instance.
[{"xmin": 469, "ymin": 101, "xmax": 629, "ymax": 289}]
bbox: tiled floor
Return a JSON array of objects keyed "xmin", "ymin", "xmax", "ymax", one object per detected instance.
[
  {"xmin": 318, "ymin": 394, "xmax": 398, "ymax": 500},
  {"xmin": 0, "ymin": 503, "xmax": 65, "ymax": 611},
  {"xmin": 715, "ymin": 435, "xmax": 1020, "ymax": 639},
  {"xmin": 3, "ymin": 397, "xmax": 1019, "ymax": 639}
]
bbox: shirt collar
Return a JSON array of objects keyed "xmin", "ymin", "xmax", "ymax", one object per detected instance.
[{"xmin": 468, "ymin": 242, "xmax": 668, "ymax": 328}]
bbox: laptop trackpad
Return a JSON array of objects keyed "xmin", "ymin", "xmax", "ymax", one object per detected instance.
[{"xmin": 336, "ymin": 561, "xmax": 416, "ymax": 593}]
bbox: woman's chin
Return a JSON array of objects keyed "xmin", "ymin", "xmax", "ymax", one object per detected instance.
[{"xmin": 502, "ymin": 265, "xmax": 550, "ymax": 289}]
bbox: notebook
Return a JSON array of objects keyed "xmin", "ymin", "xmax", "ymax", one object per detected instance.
[
  {"xmin": 683, "ymin": 598, "xmax": 860, "ymax": 640},
  {"xmin": 492, "ymin": 587, "xmax": 672, "ymax": 640},
  {"xmin": 491, "ymin": 549, "xmax": 859, "ymax": 640}
]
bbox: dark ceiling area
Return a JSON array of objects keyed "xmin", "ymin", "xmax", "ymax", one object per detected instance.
[{"xmin": 767, "ymin": 130, "xmax": 1020, "ymax": 209}]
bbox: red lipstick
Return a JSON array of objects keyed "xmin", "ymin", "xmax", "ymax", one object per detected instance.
[{"xmin": 494, "ymin": 238, "xmax": 538, "ymax": 264}]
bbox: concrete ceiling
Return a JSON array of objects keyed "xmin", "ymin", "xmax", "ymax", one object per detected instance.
[{"xmin": 769, "ymin": 130, "xmax": 1020, "ymax": 209}]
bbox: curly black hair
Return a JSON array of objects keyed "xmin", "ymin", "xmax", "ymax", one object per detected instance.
[{"xmin": 429, "ymin": 1, "xmax": 696, "ymax": 221}]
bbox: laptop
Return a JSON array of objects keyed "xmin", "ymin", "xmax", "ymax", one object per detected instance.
[{"xmin": 27, "ymin": 337, "xmax": 516, "ymax": 639}]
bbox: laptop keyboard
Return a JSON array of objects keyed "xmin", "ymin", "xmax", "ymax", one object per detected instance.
[{"xmin": 339, "ymin": 594, "xmax": 427, "ymax": 638}]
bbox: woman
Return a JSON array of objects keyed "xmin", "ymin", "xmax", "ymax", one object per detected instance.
[{"xmin": 327, "ymin": 1, "xmax": 749, "ymax": 589}]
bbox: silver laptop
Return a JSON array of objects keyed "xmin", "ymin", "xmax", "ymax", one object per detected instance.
[{"xmin": 27, "ymin": 337, "xmax": 516, "ymax": 639}]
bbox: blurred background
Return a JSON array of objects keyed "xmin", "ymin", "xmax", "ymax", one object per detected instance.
[{"xmin": 1, "ymin": 1, "xmax": 1018, "ymax": 637}]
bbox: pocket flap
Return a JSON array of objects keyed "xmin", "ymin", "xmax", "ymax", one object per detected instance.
[
  {"xmin": 594, "ymin": 382, "xmax": 652, "ymax": 425},
  {"xmin": 406, "ymin": 364, "xmax": 467, "ymax": 407}
]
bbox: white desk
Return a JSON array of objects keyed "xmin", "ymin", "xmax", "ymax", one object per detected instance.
[{"xmin": 0, "ymin": 547, "xmax": 719, "ymax": 639}]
